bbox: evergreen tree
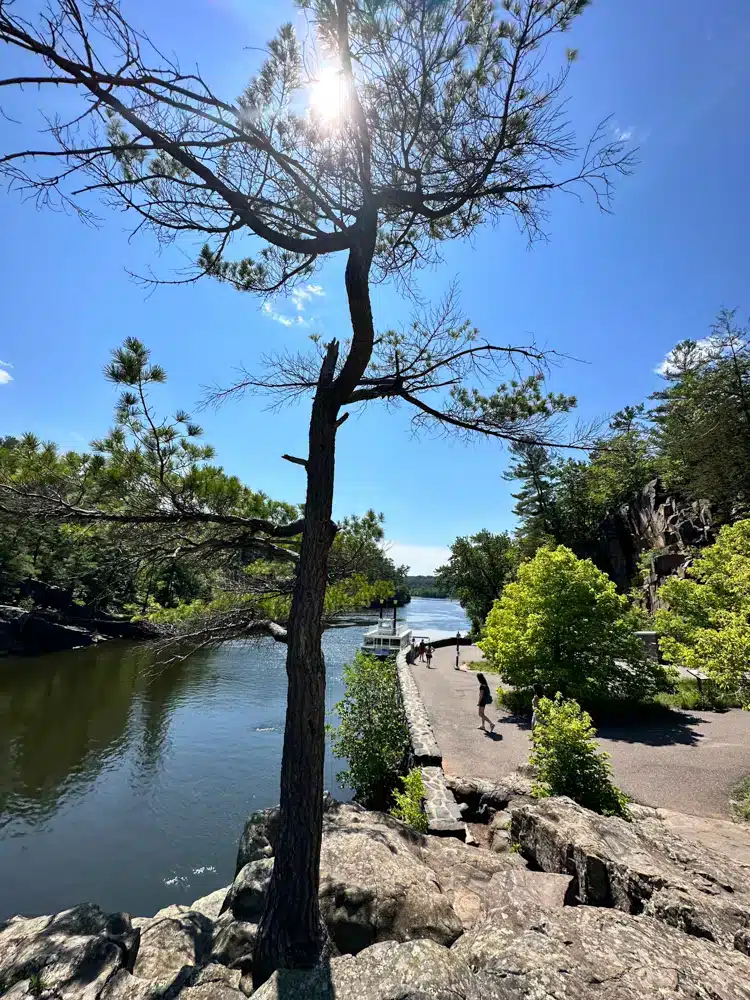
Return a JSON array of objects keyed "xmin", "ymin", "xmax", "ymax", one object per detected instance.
[
  {"xmin": 1, "ymin": 0, "xmax": 631, "ymax": 977},
  {"xmin": 436, "ymin": 530, "xmax": 519, "ymax": 633}
]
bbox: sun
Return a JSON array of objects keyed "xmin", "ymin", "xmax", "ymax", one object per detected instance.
[{"xmin": 308, "ymin": 65, "xmax": 348, "ymax": 124}]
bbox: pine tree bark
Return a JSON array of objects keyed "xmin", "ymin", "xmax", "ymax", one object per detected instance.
[
  {"xmin": 252, "ymin": 343, "xmax": 340, "ymax": 985},
  {"xmin": 253, "ymin": 228, "xmax": 376, "ymax": 986}
]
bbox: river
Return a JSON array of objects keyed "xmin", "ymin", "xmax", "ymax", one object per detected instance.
[{"xmin": 0, "ymin": 598, "xmax": 468, "ymax": 921}]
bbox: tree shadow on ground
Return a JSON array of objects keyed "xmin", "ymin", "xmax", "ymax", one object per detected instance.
[
  {"xmin": 596, "ymin": 711, "xmax": 705, "ymax": 748},
  {"xmin": 495, "ymin": 706, "xmax": 705, "ymax": 748}
]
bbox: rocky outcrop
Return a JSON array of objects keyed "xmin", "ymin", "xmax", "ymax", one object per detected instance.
[
  {"xmin": 0, "ymin": 904, "xmax": 139, "ymax": 999},
  {"xmin": 454, "ymin": 898, "xmax": 750, "ymax": 999},
  {"xmin": 582, "ymin": 477, "xmax": 714, "ymax": 599},
  {"xmin": 446, "ymin": 770, "xmax": 534, "ymax": 820},
  {"xmin": 0, "ymin": 604, "xmax": 153, "ymax": 657},
  {"xmin": 511, "ymin": 796, "xmax": 750, "ymax": 952},
  {"xmin": 4, "ymin": 795, "xmax": 750, "ymax": 1000},
  {"xmin": 253, "ymin": 939, "xmax": 476, "ymax": 1000}
]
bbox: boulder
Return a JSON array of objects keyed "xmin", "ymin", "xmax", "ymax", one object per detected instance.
[
  {"xmin": 409, "ymin": 831, "xmax": 528, "ymax": 931},
  {"xmin": 0, "ymin": 904, "xmax": 138, "ymax": 1000},
  {"xmin": 488, "ymin": 810, "xmax": 512, "ymax": 853},
  {"xmin": 132, "ymin": 908, "xmax": 212, "ymax": 985},
  {"xmin": 233, "ymin": 811, "xmax": 278, "ymax": 877},
  {"xmin": 318, "ymin": 807, "xmax": 463, "ymax": 953},
  {"xmin": 0, "ymin": 606, "xmax": 97, "ymax": 656},
  {"xmin": 233, "ymin": 793, "xmax": 336, "ymax": 877},
  {"xmin": 445, "ymin": 771, "xmax": 534, "ymax": 820},
  {"xmin": 453, "ymin": 903, "xmax": 750, "ymax": 999},
  {"xmin": 220, "ymin": 859, "xmax": 274, "ymax": 922},
  {"xmin": 511, "ymin": 797, "xmax": 750, "ymax": 951},
  {"xmin": 209, "ymin": 912, "xmax": 256, "ymax": 970},
  {"xmin": 186, "ymin": 887, "xmax": 229, "ymax": 922},
  {"xmin": 253, "ymin": 938, "xmax": 476, "ymax": 1000}
]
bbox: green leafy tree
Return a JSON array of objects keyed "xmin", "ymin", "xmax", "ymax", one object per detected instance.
[
  {"xmin": 480, "ymin": 545, "xmax": 668, "ymax": 701},
  {"xmin": 651, "ymin": 310, "xmax": 750, "ymax": 520},
  {"xmin": 656, "ymin": 520, "xmax": 750, "ymax": 707},
  {"xmin": 530, "ymin": 694, "xmax": 629, "ymax": 817},
  {"xmin": 436, "ymin": 530, "xmax": 520, "ymax": 633},
  {"xmin": 328, "ymin": 652, "xmax": 409, "ymax": 809},
  {"xmin": 1, "ymin": 0, "xmax": 632, "ymax": 976}
]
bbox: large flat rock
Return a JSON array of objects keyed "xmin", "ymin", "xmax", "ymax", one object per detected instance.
[{"xmin": 511, "ymin": 796, "xmax": 750, "ymax": 951}]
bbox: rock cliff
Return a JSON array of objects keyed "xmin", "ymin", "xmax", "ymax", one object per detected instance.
[{"xmin": 581, "ymin": 478, "xmax": 714, "ymax": 607}]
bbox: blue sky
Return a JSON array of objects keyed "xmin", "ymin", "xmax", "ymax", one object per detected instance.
[{"xmin": 1, "ymin": 0, "xmax": 748, "ymax": 574}]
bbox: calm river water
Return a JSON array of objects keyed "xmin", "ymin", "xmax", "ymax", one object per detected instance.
[{"xmin": 0, "ymin": 598, "xmax": 468, "ymax": 921}]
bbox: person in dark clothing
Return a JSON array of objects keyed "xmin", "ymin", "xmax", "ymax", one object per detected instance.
[
  {"xmin": 418, "ymin": 640, "xmax": 426, "ymax": 662},
  {"xmin": 476, "ymin": 672, "xmax": 495, "ymax": 732}
]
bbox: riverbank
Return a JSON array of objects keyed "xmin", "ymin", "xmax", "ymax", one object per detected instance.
[
  {"xmin": 0, "ymin": 599, "xmax": 470, "ymax": 921},
  {"xmin": 3, "ymin": 789, "xmax": 750, "ymax": 999}
]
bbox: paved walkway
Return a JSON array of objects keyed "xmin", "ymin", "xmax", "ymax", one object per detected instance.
[{"xmin": 409, "ymin": 645, "xmax": 750, "ymax": 819}]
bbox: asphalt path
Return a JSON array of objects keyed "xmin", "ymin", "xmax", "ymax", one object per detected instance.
[{"xmin": 410, "ymin": 644, "xmax": 750, "ymax": 818}]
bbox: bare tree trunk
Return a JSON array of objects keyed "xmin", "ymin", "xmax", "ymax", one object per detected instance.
[{"xmin": 253, "ymin": 343, "xmax": 340, "ymax": 985}]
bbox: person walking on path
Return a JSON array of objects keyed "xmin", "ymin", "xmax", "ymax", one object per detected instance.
[
  {"xmin": 426, "ymin": 644, "xmax": 433, "ymax": 668},
  {"xmin": 531, "ymin": 684, "xmax": 542, "ymax": 730},
  {"xmin": 476, "ymin": 673, "xmax": 495, "ymax": 733},
  {"xmin": 418, "ymin": 640, "xmax": 426, "ymax": 663}
]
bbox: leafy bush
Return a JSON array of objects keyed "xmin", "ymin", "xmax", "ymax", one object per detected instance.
[
  {"xmin": 656, "ymin": 520, "xmax": 750, "ymax": 708},
  {"xmin": 390, "ymin": 768, "xmax": 429, "ymax": 832},
  {"xmin": 329, "ymin": 652, "xmax": 409, "ymax": 808},
  {"xmin": 479, "ymin": 545, "xmax": 670, "ymax": 703},
  {"xmin": 731, "ymin": 777, "xmax": 750, "ymax": 823},
  {"xmin": 497, "ymin": 687, "xmax": 534, "ymax": 715},
  {"xmin": 654, "ymin": 677, "xmax": 740, "ymax": 712},
  {"xmin": 530, "ymin": 695, "xmax": 629, "ymax": 818}
]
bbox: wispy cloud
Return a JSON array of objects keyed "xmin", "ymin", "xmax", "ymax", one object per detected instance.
[
  {"xmin": 613, "ymin": 124, "xmax": 635, "ymax": 142},
  {"xmin": 386, "ymin": 541, "xmax": 451, "ymax": 576},
  {"xmin": 290, "ymin": 284, "xmax": 324, "ymax": 312},
  {"xmin": 261, "ymin": 301, "xmax": 294, "ymax": 327},
  {"xmin": 0, "ymin": 360, "xmax": 12, "ymax": 385},
  {"xmin": 261, "ymin": 284, "xmax": 325, "ymax": 328}
]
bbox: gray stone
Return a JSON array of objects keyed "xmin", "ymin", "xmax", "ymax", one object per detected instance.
[
  {"xmin": 97, "ymin": 970, "xmax": 156, "ymax": 1000},
  {"xmin": 453, "ymin": 902, "xmax": 750, "ymax": 999},
  {"xmin": 397, "ymin": 656, "xmax": 442, "ymax": 766},
  {"xmin": 0, "ymin": 905, "xmax": 137, "ymax": 1000},
  {"xmin": 318, "ymin": 811, "xmax": 463, "ymax": 954},
  {"xmin": 446, "ymin": 771, "xmax": 534, "ymax": 819},
  {"xmin": 185, "ymin": 888, "xmax": 229, "ymax": 923},
  {"xmin": 511, "ymin": 796, "xmax": 750, "ymax": 951},
  {"xmin": 209, "ymin": 913, "xmax": 256, "ymax": 969},
  {"xmin": 221, "ymin": 859, "xmax": 274, "ymax": 922},
  {"xmin": 132, "ymin": 910, "xmax": 212, "ymax": 984},
  {"xmin": 488, "ymin": 810, "xmax": 512, "ymax": 853},
  {"xmin": 253, "ymin": 939, "xmax": 476, "ymax": 1000},
  {"xmin": 419, "ymin": 766, "xmax": 465, "ymax": 837},
  {"xmin": 233, "ymin": 810, "xmax": 278, "ymax": 877}
]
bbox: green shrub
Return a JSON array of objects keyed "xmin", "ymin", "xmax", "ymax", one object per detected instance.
[
  {"xmin": 479, "ymin": 545, "xmax": 670, "ymax": 703},
  {"xmin": 530, "ymin": 694, "xmax": 629, "ymax": 818},
  {"xmin": 497, "ymin": 687, "xmax": 533, "ymax": 715},
  {"xmin": 654, "ymin": 676, "xmax": 740, "ymax": 712},
  {"xmin": 390, "ymin": 768, "xmax": 429, "ymax": 832},
  {"xmin": 656, "ymin": 520, "xmax": 750, "ymax": 708},
  {"xmin": 731, "ymin": 777, "xmax": 750, "ymax": 822},
  {"xmin": 329, "ymin": 652, "xmax": 409, "ymax": 808}
]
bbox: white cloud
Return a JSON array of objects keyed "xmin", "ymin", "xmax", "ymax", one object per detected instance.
[
  {"xmin": 654, "ymin": 335, "xmax": 716, "ymax": 376},
  {"xmin": 613, "ymin": 124, "xmax": 635, "ymax": 142},
  {"xmin": 0, "ymin": 360, "xmax": 12, "ymax": 385},
  {"xmin": 290, "ymin": 283, "xmax": 324, "ymax": 312},
  {"xmin": 261, "ymin": 301, "xmax": 294, "ymax": 327},
  {"xmin": 385, "ymin": 541, "xmax": 451, "ymax": 576},
  {"xmin": 261, "ymin": 285, "xmax": 324, "ymax": 328}
]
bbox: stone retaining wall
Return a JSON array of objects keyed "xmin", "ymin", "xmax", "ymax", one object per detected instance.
[{"xmin": 396, "ymin": 651, "xmax": 465, "ymax": 839}]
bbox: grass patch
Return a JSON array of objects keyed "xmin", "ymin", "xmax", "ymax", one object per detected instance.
[
  {"xmin": 654, "ymin": 677, "xmax": 740, "ymax": 712},
  {"xmin": 464, "ymin": 660, "xmax": 486, "ymax": 671},
  {"xmin": 730, "ymin": 777, "xmax": 750, "ymax": 822}
]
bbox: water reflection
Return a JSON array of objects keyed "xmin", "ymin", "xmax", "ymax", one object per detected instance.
[{"xmin": 0, "ymin": 599, "xmax": 469, "ymax": 919}]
